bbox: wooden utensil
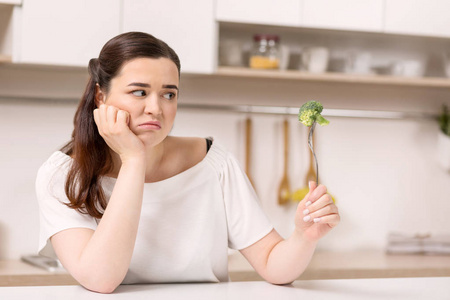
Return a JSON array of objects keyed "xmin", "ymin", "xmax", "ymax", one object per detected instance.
[
  {"xmin": 278, "ymin": 119, "xmax": 291, "ymax": 205},
  {"xmin": 245, "ymin": 117, "xmax": 255, "ymax": 187}
]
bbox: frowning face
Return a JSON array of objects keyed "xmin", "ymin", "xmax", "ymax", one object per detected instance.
[{"xmin": 102, "ymin": 57, "xmax": 179, "ymax": 147}]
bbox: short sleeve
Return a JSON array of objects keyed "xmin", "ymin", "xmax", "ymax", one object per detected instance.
[
  {"xmin": 217, "ymin": 149, "xmax": 273, "ymax": 250},
  {"xmin": 36, "ymin": 152, "xmax": 98, "ymax": 258}
]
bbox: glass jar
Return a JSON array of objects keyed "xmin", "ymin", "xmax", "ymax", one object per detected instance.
[{"xmin": 249, "ymin": 34, "xmax": 280, "ymax": 69}]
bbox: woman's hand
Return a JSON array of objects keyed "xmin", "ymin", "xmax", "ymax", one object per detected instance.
[
  {"xmin": 93, "ymin": 104, "xmax": 145, "ymax": 162},
  {"xmin": 294, "ymin": 182, "xmax": 340, "ymax": 243}
]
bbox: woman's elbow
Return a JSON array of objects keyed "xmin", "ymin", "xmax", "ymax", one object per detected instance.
[
  {"xmin": 75, "ymin": 272, "xmax": 123, "ymax": 294},
  {"xmin": 261, "ymin": 272, "xmax": 297, "ymax": 286},
  {"xmin": 81, "ymin": 279, "xmax": 120, "ymax": 294},
  {"xmin": 265, "ymin": 277, "xmax": 294, "ymax": 286}
]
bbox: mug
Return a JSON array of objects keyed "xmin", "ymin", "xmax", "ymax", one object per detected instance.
[
  {"xmin": 390, "ymin": 60, "xmax": 424, "ymax": 77},
  {"xmin": 344, "ymin": 51, "xmax": 372, "ymax": 74},
  {"xmin": 279, "ymin": 45, "xmax": 290, "ymax": 71},
  {"xmin": 301, "ymin": 47, "xmax": 329, "ymax": 73}
]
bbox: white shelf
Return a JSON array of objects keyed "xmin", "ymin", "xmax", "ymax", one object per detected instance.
[{"xmin": 216, "ymin": 66, "xmax": 450, "ymax": 89}]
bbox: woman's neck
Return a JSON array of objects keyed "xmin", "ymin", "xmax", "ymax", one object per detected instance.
[{"xmin": 109, "ymin": 138, "xmax": 167, "ymax": 182}]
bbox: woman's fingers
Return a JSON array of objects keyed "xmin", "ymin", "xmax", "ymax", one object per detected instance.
[
  {"xmin": 306, "ymin": 201, "xmax": 338, "ymax": 219},
  {"xmin": 305, "ymin": 193, "xmax": 333, "ymax": 212},
  {"xmin": 106, "ymin": 105, "xmax": 118, "ymax": 131},
  {"xmin": 93, "ymin": 108, "xmax": 100, "ymax": 127},
  {"xmin": 303, "ymin": 194, "xmax": 337, "ymax": 215},
  {"xmin": 94, "ymin": 104, "xmax": 128, "ymax": 135},
  {"xmin": 117, "ymin": 110, "xmax": 129, "ymax": 126},
  {"xmin": 302, "ymin": 192, "xmax": 338, "ymax": 223},
  {"xmin": 306, "ymin": 184, "xmax": 327, "ymax": 205},
  {"xmin": 311, "ymin": 214, "xmax": 340, "ymax": 227}
]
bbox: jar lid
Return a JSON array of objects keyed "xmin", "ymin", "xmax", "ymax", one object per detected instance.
[{"xmin": 253, "ymin": 34, "xmax": 280, "ymax": 42}]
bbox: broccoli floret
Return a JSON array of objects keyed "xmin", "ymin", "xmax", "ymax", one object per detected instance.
[{"xmin": 298, "ymin": 100, "xmax": 329, "ymax": 127}]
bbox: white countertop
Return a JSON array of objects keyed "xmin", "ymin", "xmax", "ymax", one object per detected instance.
[
  {"xmin": 1, "ymin": 277, "xmax": 449, "ymax": 300},
  {"xmin": 3, "ymin": 251, "xmax": 450, "ymax": 286}
]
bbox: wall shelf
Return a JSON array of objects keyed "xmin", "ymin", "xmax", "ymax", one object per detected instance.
[{"xmin": 216, "ymin": 66, "xmax": 450, "ymax": 89}]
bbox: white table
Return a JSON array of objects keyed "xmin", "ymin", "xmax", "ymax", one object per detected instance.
[{"xmin": 1, "ymin": 277, "xmax": 449, "ymax": 299}]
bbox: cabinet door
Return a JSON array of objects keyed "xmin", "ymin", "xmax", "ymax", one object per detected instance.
[
  {"xmin": 385, "ymin": 0, "xmax": 450, "ymax": 37},
  {"xmin": 0, "ymin": 1, "xmax": 21, "ymax": 4},
  {"xmin": 302, "ymin": 0, "xmax": 383, "ymax": 32},
  {"xmin": 216, "ymin": 0, "xmax": 301, "ymax": 27},
  {"xmin": 17, "ymin": 0, "xmax": 120, "ymax": 66},
  {"xmin": 123, "ymin": 0, "xmax": 216, "ymax": 74}
]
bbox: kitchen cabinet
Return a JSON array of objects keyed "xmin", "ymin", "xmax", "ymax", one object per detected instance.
[
  {"xmin": 16, "ymin": 0, "xmax": 120, "ymax": 66},
  {"xmin": 302, "ymin": 0, "xmax": 383, "ymax": 32},
  {"xmin": 0, "ymin": 0, "xmax": 21, "ymax": 4},
  {"xmin": 216, "ymin": 0, "xmax": 301, "ymax": 27},
  {"xmin": 384, "ymin": 0, "xmax": 450, "ymax": 38},
  {"xmin": 123, "ymin": 0, "xmax": 216, "ymax": 74},
  {"xmin": 0, "ymin": 2, "xmax": 18, "ymax": 63}
]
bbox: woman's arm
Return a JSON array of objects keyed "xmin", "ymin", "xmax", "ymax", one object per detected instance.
[
  {"xmin": 240, "ymin": 182, "xmax": 340, "ymax": 284},
  {"xmin": 51, "ymin": 105, "xmax": 146, "ymax": 293}
]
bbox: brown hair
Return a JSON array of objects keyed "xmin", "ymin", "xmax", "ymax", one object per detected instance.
[{"xmin": 61, "ymin": 32, "xmax": 181, "ymax": 218}]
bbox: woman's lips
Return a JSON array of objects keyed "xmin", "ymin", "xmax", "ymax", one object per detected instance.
[{"xmin": 138, "ymin": 121, "xmax": 161, "ymax": 130}]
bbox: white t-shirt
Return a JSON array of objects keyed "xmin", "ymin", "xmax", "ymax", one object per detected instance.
[{"xmin": 36, "ymin": 141, "xmax": 273, "ymax": 284}]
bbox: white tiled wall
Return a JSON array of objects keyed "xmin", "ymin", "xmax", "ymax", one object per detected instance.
[{"xmin": 1, "ymin": 66, "xmax": 450, "ymax": 259}]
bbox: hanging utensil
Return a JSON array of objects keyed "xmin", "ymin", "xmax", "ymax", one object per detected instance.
[
  {"xmin": 278, "ymin": 119, "xmax": 291, "ymax": 205},
  {"xmin": 245, "ymin": 117, "xmax": 255, "ymax": 187}
]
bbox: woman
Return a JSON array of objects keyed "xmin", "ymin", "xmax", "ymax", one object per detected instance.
[{"xmin": 36, "ymin": 32, "xmax": 340, "ymax": 293}]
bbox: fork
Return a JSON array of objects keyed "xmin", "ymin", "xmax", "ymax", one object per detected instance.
[{"xmin": 308, "ymin": 121, "xmax": 319, "ymax": 186}]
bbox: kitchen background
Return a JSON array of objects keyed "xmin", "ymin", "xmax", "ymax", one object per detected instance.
[{"xmin": 1, "ymin": 0, "xmax": 450, "ymax": 260}]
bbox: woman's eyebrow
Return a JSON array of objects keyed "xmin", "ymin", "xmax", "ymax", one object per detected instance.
[
  {"xmin": 127, "ymin": 82, "xmax": 178, "ymax": 90},
  {"xmin": 127, "ymin": 82, "xmax": 150, "ymax": 88},
  {"xmin": 163, "ymin": 84, "xmax": 179, "ymax": 91}
]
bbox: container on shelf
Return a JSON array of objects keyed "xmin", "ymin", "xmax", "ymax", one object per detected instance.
[
  {"xmin": 219, "ymin": 39, "xmax": 243, "ymax": 67},
  {"xmin": 249, "ymin": 34, "xmax": 280, "ymax": 69}
]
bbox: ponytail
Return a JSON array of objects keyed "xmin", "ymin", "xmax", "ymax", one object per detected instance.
[
  {"xmin": 61, "ymin": 31, "xmax": 181, "ymax": 218},
  {"xmin": 61, "ymin": 60, "xmax": 112, "ymax": 218}
]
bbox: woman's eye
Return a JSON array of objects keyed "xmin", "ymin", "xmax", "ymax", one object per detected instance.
[
  {"xmin": 132, "ymin": 90, "xmax": 146, "ymax": 97},
  {"xmin": 163, "ymin": 92, "xmax": 176, "ymax": 100}
]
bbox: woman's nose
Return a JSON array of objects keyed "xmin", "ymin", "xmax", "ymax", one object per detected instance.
[{"xmin": 144, "ymin": 94, "xmax": 162, "ymax": 116}]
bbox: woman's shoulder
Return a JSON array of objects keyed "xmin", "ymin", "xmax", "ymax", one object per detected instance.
[
  {"xmin": 35, "ymin": 151, "xmax": 72, "ymax": 201},
  {"xmin": 161, "ymin": 136, "xmax": 207, "ymax": 176},
  {"xmin": 165, "ymin": 136, "xmax": 227, "ymax": 169},
  {"xmin": 167, "ymin": 136, "xmax": 207, "ymax": 157},
  {"xmin": 37, "ymin": 151, "xmax": 72, "ymax": 181},
  {"xmin": 40, "ymin": 151, "xmax": 71, "ymax": 169}
]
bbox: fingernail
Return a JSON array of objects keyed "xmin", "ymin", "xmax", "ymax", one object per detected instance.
[
  {"xmin": 309, "ymin": 181, "xmax": 312, "ymax": 189},
  {"xmin": 305, "ymin": 201, "xmax": 312, "ymax": 207},
  {"xmin": 313, "ymin": 218, "xmax": 321, "ymax": 223},
  {"xmin": 303, "ymin": 209, "xmax": 309, "ymax": 215},
  {"xmin": 303, "ymin": 215, "xmax": 311, "ymax": 222}
]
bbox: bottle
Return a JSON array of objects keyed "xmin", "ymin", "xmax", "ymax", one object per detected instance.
[{"xmin": 249, "ymin": 34, "xmax": 280, "ymax": 69}]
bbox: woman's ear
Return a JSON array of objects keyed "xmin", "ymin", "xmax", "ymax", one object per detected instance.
[{"xmin": 95, "ymin": 83, "xmax": 106, "ymax": 107}]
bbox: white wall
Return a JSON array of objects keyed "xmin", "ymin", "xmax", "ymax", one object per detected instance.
[{"xmin": 1, "ymin": 64, "xmax": 450, "ymax": 259}]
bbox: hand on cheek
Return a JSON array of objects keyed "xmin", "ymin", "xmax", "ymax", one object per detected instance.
[{"xmin": 93, "ymin": 104, "xmax": 145, "ymax": 161}]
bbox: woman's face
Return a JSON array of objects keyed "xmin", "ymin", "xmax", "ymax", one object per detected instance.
[{"xmin": 103, "ymin": 57, "xmax": 179, "ymax": 147}]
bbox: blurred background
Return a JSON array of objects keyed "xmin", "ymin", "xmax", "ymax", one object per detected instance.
[{"xmin": 1, "ymin": 0, "xmax": 450, "ymax": 267}]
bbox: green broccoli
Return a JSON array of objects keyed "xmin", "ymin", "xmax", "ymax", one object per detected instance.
[{"xmin": 298, "ymin": 100, "xmax": 329, "ymax": 127}]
